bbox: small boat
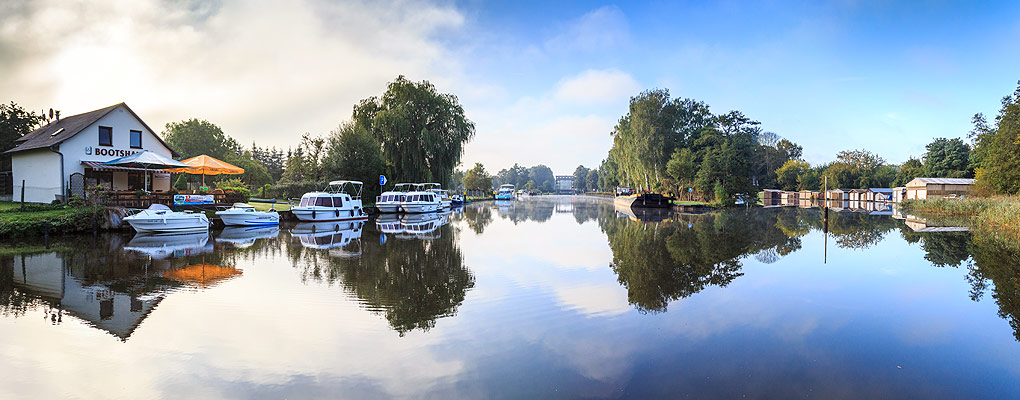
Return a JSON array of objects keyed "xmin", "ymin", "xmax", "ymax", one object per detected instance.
[
  {"xmin": 495, "ymin": 184, "xmax": 516, "ymax": 200},
  {"xmin": 450, "ymin": 194, "xmax": 465, "ymax": 205},
  {"xmin": 292, "ymin": 180, "xmax": 369, "ymax": 222},
  {"xmin": 401, "ymin": 183, "xmax": 441, "ymax": 213},
  {"xmin": 614, "ymin": 192, "xmax": 673, "ymax": 209},
  {"xmin": 215, "ymin": 203, "xmax": 280, "ymax": 226},
  {"xmin": 376, "ymin": 183, "xmax": 413, "ymax": 213},
  {"xmin": 124, "ymin": 204, "xmax": 210, "ymax": 233},
  {"xmin": 424, "ymin": 183, "xmax": 452, "ymax": 209}
]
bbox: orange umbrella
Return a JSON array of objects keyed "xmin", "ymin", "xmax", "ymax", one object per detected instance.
[
  {"xmin": 163, "ymin": 263, "xmax": 243, "ymax": 288},
  {"xmin": 167, "ymin": 155, "xmax": 244, "ymax": 186}
]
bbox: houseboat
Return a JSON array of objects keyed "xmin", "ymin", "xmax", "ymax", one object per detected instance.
[
  {"xmin": 424, "ymin": 183, "xmax": 452, "ymax": 208},
  {"xmin": 376, "ymin": 183, "xmax": 413, "ymax": 213},
  {"xmin": 401, "ymin": 183, "xmax": 441, "ymax": 213},
  {"xmin": 291, "ymin": 180, "xmax": 369, "ymax": 222},
  {"xmin": 495, "ymin": 184, "xmax": 516, "ymax": 200}
]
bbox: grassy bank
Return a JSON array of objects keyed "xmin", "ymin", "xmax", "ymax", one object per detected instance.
[
  {"xmin": 0, "ymin": 202, "xmax": 104, "ymax": 237},
  {"xmin": 901, "ymin": 196, "xmax": 1020, "ymax": 237}
]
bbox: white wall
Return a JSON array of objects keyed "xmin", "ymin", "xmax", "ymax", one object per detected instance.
[
  {"xmin": 11, "ymin": 148, "xmax": 62, "ymax": 203},
  {"xmin": 11, "ymin": 104, "xmax": 176, "ymax": 202}
]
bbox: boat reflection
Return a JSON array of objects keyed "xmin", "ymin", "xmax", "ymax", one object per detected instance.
[
  {"xmin": 292, "ymin": 221, "xmax": 365, "ymax": 257},
  {"xmin": 396, "ymin": 212, "xmax": 449, "ymax": 240},
  {"xmin": 124, "ymin": 232, "xmax": 213, "ymax": 259},
  {"xmin": 216, "ymin": 226, "xmax": 281, "ymax": 249},
  {"xmin": 375, "ymin": 213, "xmax": 404, "ymax": 235},
  {"xmin": 613, "ymin": 202, "xmax": 675, "ymax": 222}
]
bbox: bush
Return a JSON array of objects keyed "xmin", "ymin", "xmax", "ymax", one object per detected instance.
[{"xmin": 268, "ymin": 180, "xmax": 329, "ymax": 200}]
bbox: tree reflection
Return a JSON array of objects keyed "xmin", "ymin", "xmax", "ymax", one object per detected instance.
[
  {"xmin": 289, "ymin": 223, "xmax": 474, "ymax": 336},
  {"xmin": 600, "ymin": 208, "xmax": 804, "ymax": 313},
  {"xmin": 963, "ymin": 232, "xmax": 1020, "ymax": 341}
]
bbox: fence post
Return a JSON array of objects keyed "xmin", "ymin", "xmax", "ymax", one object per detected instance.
[{"xmin": 20, "ymin": 180, "xmax": 25, "ymax": 210}]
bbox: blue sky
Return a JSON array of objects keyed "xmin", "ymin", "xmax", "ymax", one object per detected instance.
[{"xmin": 2, "ymin": 0, "xmax": 1018, "ymax": 173}]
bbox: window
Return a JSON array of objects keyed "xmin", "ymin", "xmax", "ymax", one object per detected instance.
[
  {"xmin": 130, "ymin": 130, "xmax": 142, "ymax": 148},
  {"xmin": 315, "ymin": 197, "xmax": 333, "ymax": 207},
  {"xmin": 98, "ymin": 126, "xmax": 113, "ymax": 146},
  {"xmin": 333, "ymin": 197, "xmax": 344, "ymax": 207}
]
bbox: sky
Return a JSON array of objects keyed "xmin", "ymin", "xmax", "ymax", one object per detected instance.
[{"xmin": 2, "ymin": 0, "xmax": 1019, "ymax": 174}]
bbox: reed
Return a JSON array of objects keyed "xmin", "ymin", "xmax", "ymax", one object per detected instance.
[{"xmin": 902, "ymin": 196, "xmax": 1020, "ymax": 237}]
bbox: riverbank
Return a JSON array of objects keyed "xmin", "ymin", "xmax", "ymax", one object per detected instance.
[
  {"xmin": 901, "ymin": 196, "xmax": 1020, "ymax": 237},
  {"xmin": 0, "ymin": 202, "xmax": 105, "ymax": 237}
]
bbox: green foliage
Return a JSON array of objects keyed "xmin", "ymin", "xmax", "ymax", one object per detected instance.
[
  {"xmin": 822, "ymin": 149, "xmax": 889, "ymax": 189},
  {"xmin": 161, "ymin": 119, "xmax": 240, "ymax": 160},
  {"xmin": 352, "ymin": 75, "xmax": 475, "ymax": 187},
  {"xmin": 895, "ymin": 158, "xmax": 925, "ymax": 187},
  {"xmin": 713, "ymin": 181, "xmax": 731, "ymax": 206},
  {"xmin": 0, "ymin": 206, "xmax": 103, "ymax": 237},
  {"xmin": 0, "ymin": 102, "xmax": 44, "ymax": 170},
  {"xmin": 924, "ymin": 137, "xmax": 972, "ymax": 178},
  {"xmin": 585, "ymin": 169, "xmax": 600, "ymax": 193},
  {"xmin": 322, "ymin": 122, "xmax": 384, "ymax": 201},
  {"xmin": 776, "ymin": 159, "xmax": 810, "ymax": 191},
  {"xmin": 461, "ymin": 163, "xmax": 492, "ymax": 192},
  {"xmin": 173, "ymin": 174, "xmax": 189, "ymax": 190},
  {"xmin": 268, "ymin": 180, "xmax": 329, "ymax": 200},
  {"xmin": 223, "ymin": 151, "xmax": 273, "ymax": 189},
  {"xmin": 972, "ymin": 81, "xmax": 1020, "ymax": 194},
  {"xmin": 528, "ymin": 165, "xmax": 555, "ymax": 192},
  {"xmin": 573, "ymin": 165, "xmax": 590, "ymax": 192}
]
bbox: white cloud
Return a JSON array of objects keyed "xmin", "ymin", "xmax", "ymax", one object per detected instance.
[
  {"xmin": 0, "ymin": 0, "xmax": 464, "ymax": 148},
  {"xmin": 554, "ymin": 69, "xmax": 641, "ymax": 105},
  {"xmin": 544, "ymin": 5, "xmax": 629, "ymax": 53}
]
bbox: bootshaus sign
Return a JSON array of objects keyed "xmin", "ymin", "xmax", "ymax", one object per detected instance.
[{"xmin": 85, "ymin": 146, "xmax": 141, "ymax": 158}]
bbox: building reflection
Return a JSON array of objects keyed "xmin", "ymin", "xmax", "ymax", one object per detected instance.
[{"xmin": 0, "ymin": 234, "xmax": 243, "ymax": 341}]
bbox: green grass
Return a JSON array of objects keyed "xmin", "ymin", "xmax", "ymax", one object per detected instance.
[
  {"xmin": 901, "ymin": 196, "xmax": 1020, "ymax": 237},
  {"xmin": 0, "ymin": 205, "xmax": 103, "ymax": 237},
  {"xmin": 672, "ymin": 200, "xmax": 708, "ymax": 206},
  {"xmin": 0, "ymin": 207, "xmax": 83, "ymax": 223},
  {"xmin": 251, "ymin": 202, "xmax": 292, "ymax": 212},
  {"xmin": 0, "ymin": 201, "xmax": 21, "ymax": 211}
]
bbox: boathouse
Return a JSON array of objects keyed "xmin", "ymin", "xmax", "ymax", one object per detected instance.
[
  {"xmin": 904, "ymin": 178, "xmax": 975, "ymax": 200},
  {"xmin": 4, "ymin": 103, "xmax": 178, "ymax": 203},
  {"xmin": 867, "ymin": 188, "xmax": 893, "ymax": 202}
]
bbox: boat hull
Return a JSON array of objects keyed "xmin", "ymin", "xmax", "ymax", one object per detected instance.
[
  {"xmin": 292, "ymin": 206, "xmax": 368, "ymax": 222},
  {"xmin": 401, "ymin": 203, "xmax": 440, "ymax": 213},
  {"xmin": 376, "ymin": 203, "xmax": 401, "ymax": 213},
  {"xmin": 216, "ymin": 211, "xmax": 280, "ymax": 226},
  {"xmin": 125, "ymin": 215, "xmax": 210, "ymax": 233}
]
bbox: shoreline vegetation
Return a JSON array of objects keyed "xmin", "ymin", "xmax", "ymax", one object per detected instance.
[
  {"xmin": 901, "ymin": 197, "xmax": 1020, "ymax": 237},
  {"xmin": 0, "ymin": 202, "xmax": 104, "ymax": 237}
]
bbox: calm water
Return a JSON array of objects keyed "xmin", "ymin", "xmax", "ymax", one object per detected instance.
[{"xmin": 2, "ymin": 196, "xmax": 1020, "ymax": 399}]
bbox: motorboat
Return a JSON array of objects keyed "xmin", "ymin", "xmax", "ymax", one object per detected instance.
[
  {"xmin": 376, "ymin": 183, "xmax": 413, "ymax": 213},
  {"xmin": 400, "ymin": 183, "xmax": 441, "ymax": 213},
  {"xmin": 451, "ymin": 194, "xmax": 465, "ymax": 205},
  {"xmin": 291, "ymin": 221, "xmax": 365, "ymax": 257},
  {"xmin": 495, "ymin": 184, "xmax": 516, "ymax": 200},
  {"xmin": 215, "ymin": 203, "xmax": 280, "ymax": 226},
  {"xmin": 124, "ymin": 231, "xmax": 212, "ymax": 259},
  {"xmin": 292, "ymin": 180, "xmax": 369, "ymax": 222},
  {"xmin": 216, "ymin": 225, "xmax": 280, "ymax": 248},
  {"xmin": 424, "ymin": 183, "xmax": 452, "ymax": 209},
  {"xmin": 123, "ymin": 204, "xmax": 210, "ymax": 233}
]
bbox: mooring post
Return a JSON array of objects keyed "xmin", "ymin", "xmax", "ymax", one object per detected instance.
[{"xmin": 20, "ymin": 179, "xmax": 25, "ymax": 210}]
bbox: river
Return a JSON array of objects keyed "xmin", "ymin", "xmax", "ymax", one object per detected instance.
[{"xmin": 2, "ymin": 196, "xmax": 1019, "ymax": 398}]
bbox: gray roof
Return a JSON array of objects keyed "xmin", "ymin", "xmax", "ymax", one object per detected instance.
[
  {"xmin": 868, "ymin": 188, "xmax": 893, "ymax": 193},
  {"xmin": 906, "ymin": 177, "xmax": 975, "ymax": 186},
  {"xmin": 4, "ymin": 103, "xmax": 177, "ymax": 157}
]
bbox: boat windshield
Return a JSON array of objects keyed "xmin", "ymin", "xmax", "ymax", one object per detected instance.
[{"xmin": 148, "ymin": 204, "xmax": 171, "ymax": 211}]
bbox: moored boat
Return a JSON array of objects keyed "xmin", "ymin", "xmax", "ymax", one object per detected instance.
[
  {"xmin": 376, "ymin": 183, "xmax": 413, "ymax": 213},
  {"xmin": 495, "ymin": 184, "xmax": 516, "ymax": 200},
  {"xmin": 424, "ymin": 183, "xmax": 452, "ymax": 209},
  {"xmin": 614, "ymin": 192, "xmax": 673, "ymax": 209},
  {"xmin": 215, "ymin": 203, "xmax": 280, "ymax": 226},
  {"xmin": 292, "ymin": 180, "xmax": 369, "ymax": 222},
  {"xmin": 123, "ymin": 204, "xmax": 210, "ymax": 233},
  {"xmin": 401, "ymin": 183, "xmax": 441, "ymax": 213}
]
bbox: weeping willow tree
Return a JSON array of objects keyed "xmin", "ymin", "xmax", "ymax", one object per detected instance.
[{"xmin": 353, "ymin": 76, "xmax": 475, "ymax": 187}]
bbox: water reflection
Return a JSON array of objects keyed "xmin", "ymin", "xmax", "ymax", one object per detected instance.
[
  {"xmin": 124, "ymin": 232, "xmax": 213, "ymax": 259},
  {"xmin": 216, "ymin": 226, "xmax": 281, "ymax": 249}
]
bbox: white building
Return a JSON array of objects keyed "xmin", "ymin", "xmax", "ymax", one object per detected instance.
[
  {"xmin": 555, "ymin": 175, "xmax": 574, "ymax": 194},
  {"xmin": 3, "ymin": 103, "xmax": 178, "ymax": 203}
]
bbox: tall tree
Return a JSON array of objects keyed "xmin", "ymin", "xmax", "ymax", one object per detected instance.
[
  {"xmin": 895, "ymin": 158, "xmax": 925, "ymax": 186},
  {"xmin": 462, "ymin": 163, "xmax": 492, "ymax": 192},
  {"xmin": 322, "ymin": 122, "xmax": 384, "ymax": 201},
  {"xmin": 776, "ymin": 159, "xmax": 810, "ymax": 191},
  {"xmin": 528, "ymin": 165, "xmax": 555, "ymax": 192},
  {"xmin": 353, "ymin": 75, "xmax": 475, "ymax": 187},
  {"xmin": 162, "ymin": 119, "xmax": 235, "ymax": 160},
  {"xmin": 572, "ymin": 165, "xmax": 590, "ymax": 192},
  {"xmin": 923, "ymin": 137, "xmax": 972, "ymax": 178},
  {"xmin": 972, "ymin": 81, "xmax": 1020, "ymax": 194},
  {"xmin": 0, "ymin": 102, "xmax": 43, "ymax": 170}
]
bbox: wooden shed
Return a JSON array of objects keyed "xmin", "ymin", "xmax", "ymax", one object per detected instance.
[{"xmin": 904, "ymin": 178, "xmax": 975, "ymax": 200}]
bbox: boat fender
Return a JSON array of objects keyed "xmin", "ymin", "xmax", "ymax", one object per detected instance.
[
  {"xmin": 335, "ymin": 209, "xmax": 339, "ymax": 217},
  {"xmin": 312, "ymin": 209, "xmax": 316, "ymax": 219}
]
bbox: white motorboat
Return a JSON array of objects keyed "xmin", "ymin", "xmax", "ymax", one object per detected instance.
[
  {"xmin": 376, "ymin": 183, "xmax": 413, "ymax": 213},
  {"xmin": 216, "ymin": 225, "xmax": 280, "ymax": 248},
  {"xmin": 215, "ymin": 203, "xmax": 280, "ymax": 226},
  {"xmin": 424, "ymin": 183, "xmax": 452, "ymax": 209},
  {"xmin": 400, "ymin": 183, "xmax": 441, "ymax": 213},
  {"xmin": 495, "ymin": 184, "xmax": 515, "ymax": 200},
  {"xmin": 123, "ymin": 204, "xmax": 210, "ymax": 233},
  {"xmin": 292, "ymin": 180, "xmax": 369, "ymax": 222},
  {"xmin": 124, "ymin": 231, "xmax": 212, "ymax": 259}
]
